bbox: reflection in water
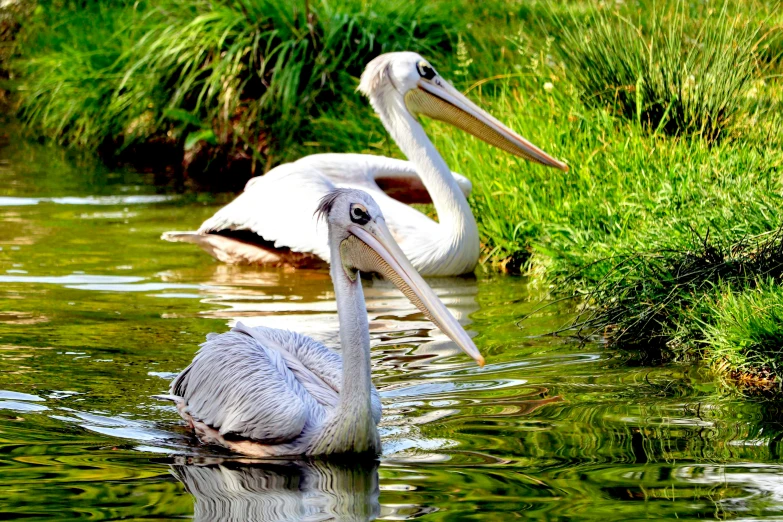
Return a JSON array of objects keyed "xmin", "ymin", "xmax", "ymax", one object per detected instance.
[
  {"xmin": 176, "ymin": 264, "xmax": 481, "ymax": 365},
  {"xmin": 0, "ymin": 195, "xmax": 175, "ymax": 206},
  {"xmin": 172, "ymin": 458, "xmax": 380, "ymax": 522}
]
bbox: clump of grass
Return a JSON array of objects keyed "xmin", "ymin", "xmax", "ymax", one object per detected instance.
[
  {"xmin": 430, "ymin": 64, "xmax": 781, "ymax": 272},
  {"xmin": 563, "ymin": 229, "xmax": 783, "ymax": 362},
  {"xmin": 559, "ymin": 4, "xmax": 763, "ymax": 143},
  {"xmin": 13, "ymin": 2, "xmax": 134, "ymax": 149},
  {"xmin": 698, "ymin": 280, "xmax": 783, "ymax": 388}
]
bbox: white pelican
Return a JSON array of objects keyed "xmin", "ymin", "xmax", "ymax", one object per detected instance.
[
  {"xmin": 163, "ymin": 52, "xmax": 567, "ymax": 276},
  {"xmin": 161, "ymin": 189, "xmax": 483, "ymax": 456}
]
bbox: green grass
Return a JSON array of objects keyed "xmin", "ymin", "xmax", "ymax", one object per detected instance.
[
  {"xmin": 429, "ymin": 76, "xmax": 783, "ymax": 379},
  {"xmin": 5, "ymin": 0, "xmax": 633, "ymax": 165},
  {"xmin": 559, "ymin": 4, "xmax": 763, "ymax": 143},
  {"xmin": 419, "ymin": 1, "xmax": 783, "ymax": 384},
  {"xmin": 698, "ymin": 279, "xmax": 783, "ymax": 384},
  {"xmin": 427, "ymin": 60, "xmax": 781, "ymax": 273},
  {"xmin": 559, "ymin": 230, "xmax": 783, "ymax": 359},
  {"xmin": 11, "ymin": 0, "xmax": 464, "ymax": 171},
  {"xmin": 13, "ymin": 2, "xmax": 135, "ymax": 148}
]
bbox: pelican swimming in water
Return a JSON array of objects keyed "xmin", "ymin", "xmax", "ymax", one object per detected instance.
[
  {"xmin": 163, "ymin": 52, "xmax": 567, "ymax": 276},
  {"xmin": 162, "ymin": 189, "xmax": 483, "ymax": 456}
]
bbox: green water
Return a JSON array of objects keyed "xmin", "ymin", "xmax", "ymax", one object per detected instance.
[{"xmin": 1, "ymin": 131, "xmax": 783, "ymax": 521}]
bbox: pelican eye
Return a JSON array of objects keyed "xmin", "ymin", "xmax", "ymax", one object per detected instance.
[
  {"xmin": 416, "ymin": 61, "xmax": 436, "ymax": 80},
  {"xmin": 350, "ymin": 204, "xmax": 371, "ymax": 225}
]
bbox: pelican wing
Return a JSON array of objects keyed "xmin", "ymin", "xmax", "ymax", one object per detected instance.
[
  {"xmin": 172, "ymin": 324, "xmax": 326, "ymax": 442},
  {"xmin": 198, "ymin": 165, "xmax": 334, "ymax": 260},
  {"xmin": 164, "ymin": 153, "xmax": 462, "ymax": 272},
  {"xmin": 171, "ymin": 323, "xmax": 381, "ymax": 443},
  {"xmin": 234, "ymin": 324, "xmax": 382, "ymax": 425},
  {"xmin": 289, "ymin": 154, "xmax": 472, "ymax": 204}
]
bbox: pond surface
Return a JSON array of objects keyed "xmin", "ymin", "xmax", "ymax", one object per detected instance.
[{"xmin": 1, "ymin": 130, "xmax": 783, "ymax": 521}]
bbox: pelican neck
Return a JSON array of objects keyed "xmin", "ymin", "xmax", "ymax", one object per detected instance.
[{"xmin": 370, "ymin": 91, "xmax": 478, "ymax": 244}]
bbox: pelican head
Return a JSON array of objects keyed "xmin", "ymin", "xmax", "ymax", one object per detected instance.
[
  {"xmin": 317, "ymin": 189, "xmax": 484, "ymax": 366},
  {"xmin": 359, "ymin": 52, "xmax": 568, "ymax": 171}
]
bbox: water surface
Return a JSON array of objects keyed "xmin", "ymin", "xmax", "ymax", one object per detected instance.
[{"xmin": 1, "ymin": 131, "xmax": 783, "ymax": 520}]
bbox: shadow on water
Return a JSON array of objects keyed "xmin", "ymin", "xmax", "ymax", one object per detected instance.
[{"xmin": 5, "ymin": 124, "xmax": 783, "ymax": 519}]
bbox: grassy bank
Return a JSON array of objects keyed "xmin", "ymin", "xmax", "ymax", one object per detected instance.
[
  {"xmin": 7, "ymin": 0, "xmax": 783, "ymax": 387},
  {"xmin": 11, "ymin": 0, "xmax": 465, "ymax": 187},
  {"xmin": 427, "ymin": 1, "xmax": 783, "ymax": 386}
]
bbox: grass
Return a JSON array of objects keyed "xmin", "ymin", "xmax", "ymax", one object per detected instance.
[
  {"xmin": 699, "ymin": 279, "xmax": 783, "ymax": 388},
  {"xmin": 559, "ymin": 4, "xmax": 763, "ymax": 143},
  {"xmin": 421, "ymin": 1, "xmax": 783, "ymax": 385},
  {"xmin": 6, "ymin": 0, "xmax": 783, "ymax": 388},
  {"xmin": 429, "ymin": 51, "xmax": 781, "ymax": 273},
  {"xmin": 558, "ymin": 230, "xmax": 783, "ymax": 360},
  {"xmin": 5, "ymin": 0, "xmax": 624, "ymax": 169},
  {"xmin": 10, "ymin": 0, "xmax": 462, "ymax": 179}
]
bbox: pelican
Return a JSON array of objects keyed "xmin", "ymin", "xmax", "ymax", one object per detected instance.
[
  {"xmin": 163, "ymin": 52, "xmax": 567, "ymax": 276},
  {"xmin": 161, "ymin": 189, "xmax": 484, "ymax": 456}
]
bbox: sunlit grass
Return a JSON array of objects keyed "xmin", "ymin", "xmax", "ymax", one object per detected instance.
[
  {"xmin": 12, "ymin": 0, "xmax": 459, "ymax": 165},
  {"xmin": 698, "ymin": 280, "xmax": 783, "ymax": 381},
  {"xmin": 421, "ymin": 5, "xmax": 783, "ymax": 382},
  {"xmin": 560, "ymin": 4, "xmax": 764, "ymax": 143},
  {"xmin": 427, "ymin": 67, "xmax": 781, "ymax": 274}
]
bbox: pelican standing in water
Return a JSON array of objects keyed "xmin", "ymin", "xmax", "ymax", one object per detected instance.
[
  {"xmin": 163, "ymin": 52, "xmax": 567, "ymax": 276},
  {"xmin": 162, "ymin": 189, "xmax": 483, "ymax": 456}
]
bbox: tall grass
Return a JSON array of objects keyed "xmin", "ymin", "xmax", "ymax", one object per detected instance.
[
  {"xmin": 698, "ymin": 280, "xmax": 783, "ymax": 388},
  {"xmin": 428, "ymin": 72, "xmax": 780, "ymax": 271},
  {"xmin": 13, "ymin": 2, "xmax": 135, "ymax": 149},
  {"xmin": 560, "ymin": 230, "xmax": 783, "ymax": 356},
  {"xmin": 419, "ymin": 2, "xmax": 783, "ymax": 384},
  {"xmin": 559, "ymin": 4, "xmax": 762, "ymax": 143},
  {"xmin": 12, "ymin": 0, "xmax": 459, "ymax": 172}
]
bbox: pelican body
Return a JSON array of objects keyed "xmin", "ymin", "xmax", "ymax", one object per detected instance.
[
  {"xmin": 163, "ymin": 52, "xmax": 567, "ymax": 276},
  {"xmin": 163, "ymin": 189, "xmax": 484, "ymax": 457}
]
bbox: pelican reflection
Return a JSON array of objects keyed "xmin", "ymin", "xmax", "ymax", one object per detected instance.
[
  {"xmin": 172, "ymin": 458, "xmax": 380, "ymax": 522},
  {"xmin": 161, "ymin": 263, "xmax": 480, "ymax": 362}
]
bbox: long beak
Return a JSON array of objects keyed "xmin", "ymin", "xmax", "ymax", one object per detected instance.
[
  {"xmin": 404, "ymin": 80, "xmax": 569, "ymax": 171},
  {"xmin": 342, "ymin": 220, "xmax": 485, "ymax": 367}
]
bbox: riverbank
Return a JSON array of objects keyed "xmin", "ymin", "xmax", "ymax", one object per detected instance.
[
  {"xmin": 5, "ymin": 0, "xmax": 783, "ymax": 387},
  {"xmin": 430, "ymin": 2, "xmax": 783, "ymax": 387}
]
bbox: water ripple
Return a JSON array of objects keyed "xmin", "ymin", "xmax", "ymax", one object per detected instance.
[{"xmin": 0, "ymin": 195, "xmax": 175, "ymax": 206}]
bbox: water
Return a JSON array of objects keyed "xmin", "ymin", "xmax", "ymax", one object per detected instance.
[{"xmin": 2, "ymin": 131, "xmax": 783, "ymax": 521}]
